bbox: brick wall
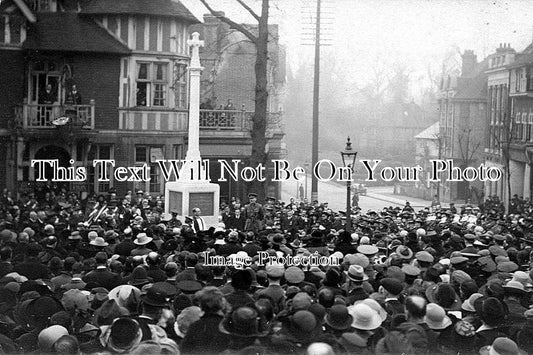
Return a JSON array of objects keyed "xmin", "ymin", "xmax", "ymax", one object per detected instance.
[
  {"xmin": 69, "ymin": 54, "xmax": 121, "ymax": 130},
  {"xmin": 0, "ymin": 50, "xmax": 24, "ymax": 129}
]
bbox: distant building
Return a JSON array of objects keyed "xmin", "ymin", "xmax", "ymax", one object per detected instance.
[
  {"xmin": 410, "ymin": 122, "xmax": 441, "ymax": 200},
  {"xmin": 0, "ymin": 1, "xmax": 285, "ymax": 202},
  {"xmin": 439, "ymin": 50, "xmax": 487, "ymax": 203},
  {"xmin": 484, "ymin": 43, "xmax": 516, "ymax": 203},
  {"xmin": 356, "ymin": 101, "xmax": 435, "ymax": 166},
  {"xmin": 505, "ymin": 42, "xmax": 533, "ymax": 201},
  {"xmin": 192, "ymin": 13, "xmax": 286, "ymax": 201}
]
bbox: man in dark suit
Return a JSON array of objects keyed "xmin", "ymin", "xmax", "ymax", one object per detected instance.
[
  {"xmin": 242, "ymin": 232, "xmax": 262, "ymax": 257},
  {"xmin": 175, "ymin": 253, "xmax": 198, "ymax": 282},
  {"xmin": 39, "ymin": 84, "xmax": 57, "ymax": 104},
  {"xmin": 226, "ymin": 208, "xmax": 245, "ymax": 231},
  {"xmin": 191, "ymin": 207, "xmax": 207, "ymax": 234},
  {"xmin": 82, "ymin": 252, "xmax": 121, "ymax": 290}
]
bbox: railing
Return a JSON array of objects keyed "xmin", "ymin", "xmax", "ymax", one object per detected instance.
[
  {"xmin": 15, "ymin": 100, "xmax": 95, "ymax": 129},
  {"xmin": 199, "ymin": 109, "xmax": 251, "ymax": 130}
]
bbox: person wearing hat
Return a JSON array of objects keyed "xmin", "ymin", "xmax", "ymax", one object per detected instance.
[
  {"xmin": 270, "ymin": 310, "xmax": 325, "ymax": 352},
  {"xmin": 502, "ymin": 280, "xmax": 528, "ymax": 330},
  {"xmin": 479, "ymin": 337, "xmax": 521, "ymax": 355},
  {"xmin": 475, "ymin": 297, "xmax": 508, "ymax": 349},
  {"xmin": 225, "ymin": 269, "xmax": 255, "ymax": 310},
  {"xmin": 175, "ymin": 253, "xmax": 198, "ymax": 282},
  {"xmin": 218, "ymin": 306, "xmax": 270, "ymax": 351},
  {"xmin": 324, "ymin": 304, "xmax": 354, "ymax": 335},
  {"xmin": 100, "ymin": 317, "xmax": 144, "ymax": 353},
  {"xmin": 396, "ymin": 295, "xmax": 439, "ymax": 354},
  {"xmin": 345, "ymin": 265, "xmax": 370, "ymax": 304},
  {"xmin": 181, "ymin": 286, "xmax": 231, "ymax": 354},
  {"xmin": 131, "ymin": 233, "xmax": 154, "ymax": 256},
  {"xmin": 38, "ymin": 325, "xmax": 69, "ymax": 353},
  {"xmin": 13, "ymin": 242, "xmax": 50, "ymax": 280},
  {"xmin": 114, "ymin": 227, "xmax": 136, "ymax": 258},
  {"xmin": 257, "ymin": 263, "xmax": 286, "ymax": 314},
  {"xmin": 379, "ymin": 278, "xmax": 405, "ymax": 323},
  {"xmin": 217, "ymin": 231, "xmax": 244, "ymax": 257},
  {"xmin": 243, "ymin": 193, "xmax": 265, "ymax": 234},
  {"xmin": 82, "ymin": 252, "xmax": 121, "ymax": 291}
]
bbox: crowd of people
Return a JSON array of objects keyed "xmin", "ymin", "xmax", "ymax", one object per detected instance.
[{"xmin": 0, "ymin": 184, "xmax": 533, "ymax": 355}]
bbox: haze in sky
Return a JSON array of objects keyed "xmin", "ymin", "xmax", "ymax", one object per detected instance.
[{"xmin": 181, "ymin": 0, "xmax": 533, "ymax": 97}]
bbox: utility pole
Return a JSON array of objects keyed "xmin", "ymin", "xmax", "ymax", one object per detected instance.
[{"xmin": 301, "ymin": 0, "xmax": 333, "ymax": 202}]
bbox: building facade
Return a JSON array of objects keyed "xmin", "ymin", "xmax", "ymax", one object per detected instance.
[
  {"xmin": 0, "ymin": 1, "xmax": 285, "ymax": 203},
  {"xmin": 439, "ymin": 50, "xmax": 487, "ymax": 203},
  {"xmin": 484, "ymin": 43, "xmax": 515, "ymax": 202}
]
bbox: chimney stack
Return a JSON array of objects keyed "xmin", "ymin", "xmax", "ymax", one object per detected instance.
[{"xmin": 461, "ymin": 50, "xmax": 477, "ymax": 77}]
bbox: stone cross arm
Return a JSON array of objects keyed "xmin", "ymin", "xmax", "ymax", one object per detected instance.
[{"xmin": 188, "ymin": 32, "xmax": 204, "ymax": 68}]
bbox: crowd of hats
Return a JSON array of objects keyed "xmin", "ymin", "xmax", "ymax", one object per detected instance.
[{"xmin": 1, "ymin": 188, "xmax": 533, "ymax": 354}]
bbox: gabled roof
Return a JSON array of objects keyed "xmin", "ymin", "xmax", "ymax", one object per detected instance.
[
  {"xmin": 415, "ymin": 122, "xmax": 439, "ymax": 140},
  {"xmin": 81, "ymin": 0, "xmax": 200, "ymax": 23},
  {"xmin": 0, "ymin": 0, "xmax": 36, "ymax": 23},
  {"xmin": 24, "ymin": 12, "xmax": 130, "ymax": 54}
]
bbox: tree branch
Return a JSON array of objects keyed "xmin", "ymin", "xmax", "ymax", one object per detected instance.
[
  {"xmin": 199, "ymin": 0, "xmax": 258, "ymax": 44},
  {"xmin": 235, "ymin": 0, "xmax": 260, "ymax": 21}
]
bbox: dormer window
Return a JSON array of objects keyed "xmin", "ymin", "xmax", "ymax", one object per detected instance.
[{"xmin": 28, "ymin": 0, "xmax": 56, "ymax": 12}]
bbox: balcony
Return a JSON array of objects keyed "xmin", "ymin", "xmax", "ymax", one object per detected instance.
[
  {"xmin": 15, "ymin": 99, "xmax": 95, "ymax": 130},
  {"xmin": 199, "ymin": 109, "xmax": 252, "ymax": 131}
]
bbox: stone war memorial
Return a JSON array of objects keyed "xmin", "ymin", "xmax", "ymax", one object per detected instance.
[{"xmin": 164, "ymin": 32, "xmax": 220, "ymax": 227}]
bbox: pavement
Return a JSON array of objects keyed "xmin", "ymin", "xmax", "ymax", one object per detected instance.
[{"xmin": 281, "ymin": 175, "xmax": 432, "ymax": 212}]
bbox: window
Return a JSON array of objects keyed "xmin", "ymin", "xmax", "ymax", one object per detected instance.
[
  {"xmin": 87, "ymin": 145, "xmax": 113, "ymax": 194},
  {"xmin": 136, "ymin": 62, "xmax": 169, "ymax": 107},
  {"xmin": 135, "ymin": 145, "xmax": 163, "ymax": 193},
  {"xmin": 174, "ymin": 63, "xmax": 187, "ymax": 109},
  {"xmin": 31, "ymin": 0, "xmax": 51, "ymax": 11}
]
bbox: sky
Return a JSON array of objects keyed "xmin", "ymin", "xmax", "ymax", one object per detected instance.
[{"xmin": 181, "ymin": 0, "xmax": 533, "ymax": 98}]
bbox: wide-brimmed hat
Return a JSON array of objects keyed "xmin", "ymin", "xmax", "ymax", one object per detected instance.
[
  {"xmin": 128, "ymin": 267, "xmax": 152, "ymax": 287},
  {"xmin": 108, "ymin": 285, "xmax": 141, "ymax": 309},
  {"xmin": 219, "ymin": 306, "xmax": 269, "ymax": 337},
  {"xmin": 285, "ymin": 266, "xmax": 305, "ymax": 284},
  {"xmin": 380, "ymin": 278, "xmax": 403, "ymax": 296},
  {"xmin": 268, "ymin": 233, "xmax": 286, "ymax": 245},
  {"xmin": 503, "ymin": 280, "xmax": 529, "ymax": 295},
  {"xmin": 347, "ymin": 265, "xmax": 368, "ymax": 282},
  {"xmin": 480, "ymin": 337, "xmax": 520, "ymax": 355},
  {"xmin": 396, "ymin": 246, "xmax": 413, "ymax": 260},
  {"xmin": 354, "ymin": 298, "xmax": 387, "ymax": 321},
  {"xmin": 140, "ymin": 284, "xmax": 170, "ymax": 307},
  {"xmin": 38, "ymin": 325, "xmax": 69, "ymax": 352},
  {"xmin": 265, "ymin": 263, "xmax": 285, "ymax": 278},
  {"xmin": 424, "ymin": 303, "xmax": 452, "ymax": 330},
  {"xmin": 462, "ymin": 293, "xmax": 484, "ymax": 312},
  {"xmin": 357, "ymin": 244, "xmax": 379, "ymax": 255},
  {"xmin": 134, "ymin": 233, "xmax": 152, "ymax": 245},
  {"xmin": 290, "ymin": 310, "xmax": 318, "ymax": 340},
  {"xmin": 348, "ymin": 303, "xmax": 382, "ymax": 330},
  {"xmin": 425, "ymin": 283, "xmax": 462, "ymax": 311},
  {"xmin": 90, "ymin": 237, "xmax": 108, "ymax": 247},
  {"xmin": 176, "ymin": 280, "xmax": 203, "ymax": 294},
  {"xmin": 69, "ymin": 231, "xmax": 82, "ymax": 240},
  {"xmin": 325, "ymin": 304, "xmax": 353, "ymax": 330}
]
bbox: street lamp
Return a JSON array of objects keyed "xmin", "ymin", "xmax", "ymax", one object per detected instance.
[{"xmin": 340, "ymin": 137, "xmax": 358, "ymax": 233}]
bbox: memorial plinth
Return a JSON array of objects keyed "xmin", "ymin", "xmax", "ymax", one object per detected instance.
[{"xmin": 164, "ymin": 32, "xmax": 220, "ymax": 227}]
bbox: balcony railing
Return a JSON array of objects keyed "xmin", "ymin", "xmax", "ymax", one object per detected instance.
[
  {"xmin": 15, "ymin": 100, "xmax": 95, "ymax": 129},
  {"xmin": 199, "ymin": 109, "xmax": 251, "ymax": 130}
]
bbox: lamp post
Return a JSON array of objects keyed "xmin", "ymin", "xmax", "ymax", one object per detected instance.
[{"xmin": 341, "ymin": 137, "xmax": 358, "ymax": 233}]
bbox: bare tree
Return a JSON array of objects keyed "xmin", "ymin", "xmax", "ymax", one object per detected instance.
[{"xmin": 200, "ymin": 0, "xmax": 270, "ymax": 199}]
